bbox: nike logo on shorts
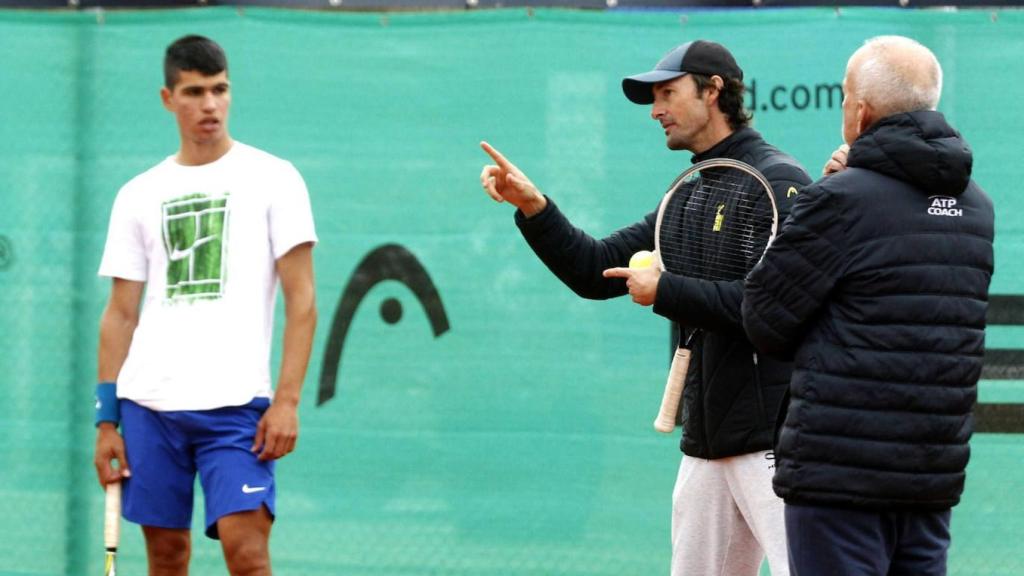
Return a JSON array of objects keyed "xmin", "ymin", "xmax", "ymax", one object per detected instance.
[{"xmin": 242, "ymin": 484, "xmax": 267, "ymax": 494}]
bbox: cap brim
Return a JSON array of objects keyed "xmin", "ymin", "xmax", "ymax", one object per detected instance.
[{"xmin": 621, "ymin": 70, "xmax": 688, "ymax": 104}]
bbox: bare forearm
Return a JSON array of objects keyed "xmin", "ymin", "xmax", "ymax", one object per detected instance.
[
  {"xmin": 272, "ymin": 242, "xmax": 317, "ymax": 406},
  {"xmin": 274, "ymin": 299, "xmax": 316, "ymax": 406},
  {"xmin": 97, "ymin": 305, "xmax": 138, "ymax": 382}
]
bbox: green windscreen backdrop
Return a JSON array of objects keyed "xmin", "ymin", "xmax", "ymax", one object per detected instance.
[{"xmin": 0, "ymin": 7, "xmax": 1022, "ymax": 575}]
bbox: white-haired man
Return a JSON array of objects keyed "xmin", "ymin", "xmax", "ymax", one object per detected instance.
[{"xmin": 742, "ymin": 36, "xmax": 994, "ymax": 575}]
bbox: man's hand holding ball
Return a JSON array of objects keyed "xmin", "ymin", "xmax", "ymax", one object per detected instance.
[{"xmin": 604, "ymin": 250, "xmax": 661, "ymax": 306}]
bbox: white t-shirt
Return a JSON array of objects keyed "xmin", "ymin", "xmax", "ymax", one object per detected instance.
[{"xmin": 98, "ymin": 142, "xmax": 317, "ymax": 411}]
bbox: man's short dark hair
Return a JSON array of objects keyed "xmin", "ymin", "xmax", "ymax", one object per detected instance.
[
  {"xmin": 692, "ymin": 73, "xmax": 752, "ymax": 131},
  {"xmin": 164, "ymin": 35, "xmax": 228, "ymax": 89}
]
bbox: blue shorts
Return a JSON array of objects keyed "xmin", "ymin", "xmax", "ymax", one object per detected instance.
[{"xmin": 120, "ymin": 398, "xmax": 275, "ymax": 540}]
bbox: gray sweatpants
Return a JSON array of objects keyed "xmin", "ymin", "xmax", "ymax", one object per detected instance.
[{"xmin": 671, "ymin": 450, "xmax": 789, "ymax": 576}]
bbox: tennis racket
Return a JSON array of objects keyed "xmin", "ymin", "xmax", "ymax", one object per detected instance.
[
  {"xmin": 652, "ymin": 158, "xmax": 778, "ymax": 433},
  {"xmin": 103, "ymin": 481, "xmax": 121, "ymax": 576}
]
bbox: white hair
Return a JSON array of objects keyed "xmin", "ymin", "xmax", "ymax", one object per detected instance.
[{"xmin": 850, "ymin": 35, "xmax": 943, "ymax": 117}]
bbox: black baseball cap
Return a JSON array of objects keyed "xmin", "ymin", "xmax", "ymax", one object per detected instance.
[{"xmin": 622, "ymin": 40, "xmax": 744, "ymax": 105}]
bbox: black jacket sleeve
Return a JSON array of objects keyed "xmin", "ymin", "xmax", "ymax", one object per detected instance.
[
  {"xmin": 515, "ymin": 197, "xmax": 656, "ymax": 300},
  {"xmin": 652, "ymin": 161, "xmax": 812, "ymax": 336},
  {"xmin": 652, "ymin": 275, "xmax": 745, "ymax": 335},
  {"xmin": 742, "ymin": 182, "xmax": 848, "ymax": 359}
]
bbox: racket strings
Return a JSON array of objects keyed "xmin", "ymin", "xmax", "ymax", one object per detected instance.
[{"xmin": 659, "ymin": 169, "xmax": 774, "ymax": 282}]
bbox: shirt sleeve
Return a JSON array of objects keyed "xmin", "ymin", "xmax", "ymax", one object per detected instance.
[
  {"xmin": 515, "ymin": 197, "xmax": 656, "ymax": 301},
  {"xmin": 742, "ymin": 182, "xmax": 847, "ymax": 359},
  {"xmin": 98, "ymin": 186, "xmax": 148, "ymax": 281},
  {"xmin": 269, "ymin": 162, "xmax": 318, "ymax": 259}
]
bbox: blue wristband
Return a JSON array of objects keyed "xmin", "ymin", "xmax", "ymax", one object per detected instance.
[{"xmin": 95, "ymin": 382, "xmax": 120, "ymax": 427}]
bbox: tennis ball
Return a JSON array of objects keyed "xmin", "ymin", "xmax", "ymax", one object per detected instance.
[{"xmin": 629, "ymin": 250, "xmax": 655, "ymax": 269}]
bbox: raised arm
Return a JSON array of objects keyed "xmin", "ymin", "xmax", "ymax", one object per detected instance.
[
  {"xmin": 480, "ymin": 141, "xmax": 548, "ymax": 217},
  {"xmin": 480, "ymin": 140, "xmax": 656, "ymax": 300}
]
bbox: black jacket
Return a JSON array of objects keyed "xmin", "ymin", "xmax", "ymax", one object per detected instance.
[
  {"xmin": 742, "ymin": 111, "xmax": 995, "ymax": 510},
  {"xmin": 517, "ymin": 128, "xmax": 811, "ymax": 459}
]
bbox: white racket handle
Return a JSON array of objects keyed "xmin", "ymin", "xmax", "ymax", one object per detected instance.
[
  {"xmin": 654, "ymin": 348, "xmax": 691, "ymax": 433},
  {"xmin": 104, "ymin": 481, "xmax": 121, "ymax": 549}
]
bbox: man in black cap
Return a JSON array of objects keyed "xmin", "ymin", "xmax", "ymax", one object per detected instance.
[{"xmin": 480, "ymin": 40, "xmax": 809, "ymax": 575}]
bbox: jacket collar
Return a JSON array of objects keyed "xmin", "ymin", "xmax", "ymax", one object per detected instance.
[{"xmin": 692, "ymin": 127, "xmax": 761, "ymax": 164}]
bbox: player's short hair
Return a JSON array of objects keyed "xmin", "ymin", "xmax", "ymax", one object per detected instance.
[
  {"xmin": 692, "ymin": 73, "xmax": 752, "ymax": 130},
  {"xmin": 850, "ymin": 35, "xmax": 942, "ymax": 117},
  {"xmin": 164, "ymin": 35, "xmax": 228, "ymax": 89}
]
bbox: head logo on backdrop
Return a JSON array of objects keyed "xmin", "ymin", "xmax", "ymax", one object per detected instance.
[{"xmin": 317, "ymin": 244, "xmax": 450, "ymax": 406}]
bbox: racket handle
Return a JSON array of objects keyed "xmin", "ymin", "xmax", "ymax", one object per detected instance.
[
  {"xmin": 654, "ymin": 348, "xmax": 691, "ymax": 433},
  {"xmin": 104, "ymin": 481, "xmax": 121, "ymax": 550}
]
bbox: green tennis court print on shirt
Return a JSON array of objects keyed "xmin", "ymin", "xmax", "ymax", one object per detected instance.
[{"xmin": 162, "ymin": 192, "xmax": 230, "ymax": 301}]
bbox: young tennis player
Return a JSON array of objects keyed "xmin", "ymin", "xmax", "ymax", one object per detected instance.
[{"xmin": 93, "ymin": 35, "xmax": 317, "ymax": 575}]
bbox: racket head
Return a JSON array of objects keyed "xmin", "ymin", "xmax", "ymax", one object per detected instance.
[{"xmin": 654, "ymin": 158, "xmax": 778, "ymax": 281}]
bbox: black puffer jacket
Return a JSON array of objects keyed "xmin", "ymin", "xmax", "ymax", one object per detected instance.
[
  {"xmin": 742, "ymin": 111, "xmax": 995, "ymax": 510},
  {"xmin": 517, "ymin": 128, "xmax": 811, "ymax": 459}
]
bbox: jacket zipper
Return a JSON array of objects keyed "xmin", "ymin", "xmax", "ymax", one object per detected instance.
[{"xmin": 753, "ymin": 352, "xmax": 766, "ymax": 428}]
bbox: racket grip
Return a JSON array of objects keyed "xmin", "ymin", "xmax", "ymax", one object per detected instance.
[
  {"xmin": 104, "ymin": 482, "xmax": 121, "ymax": 550},
  {"xmin": 654, "ymin": 348, "xmax": 691, "ymax": 433}
]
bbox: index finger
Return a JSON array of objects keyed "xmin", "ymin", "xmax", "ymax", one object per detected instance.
[
  {"xmin": 480, "ymin": 141, "xmax": 517, "ymax": 172},
  {"xmin": 602, "ymin": 267, "xmax": 633, "ymax": 279}
]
